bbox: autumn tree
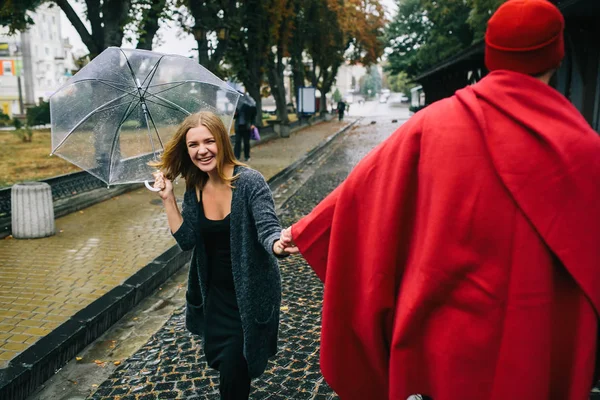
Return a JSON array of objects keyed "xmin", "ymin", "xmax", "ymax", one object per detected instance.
[{"xmin": 306, "ymin": 0, "xmax": 386, "ymax": 112}]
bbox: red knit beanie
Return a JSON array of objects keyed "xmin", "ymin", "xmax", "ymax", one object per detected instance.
[{"xmin": 485, "ymin": 0, "xmax": 565, "ymax": 75}]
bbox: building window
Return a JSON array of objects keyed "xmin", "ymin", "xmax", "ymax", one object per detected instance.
[
  {"xmin": 45, "ymin": 47, "xmax": 49, "ymax": 56},
  {"xmin": 2, "ymin": 61, "xmax": 13, "ymax": 75},
  {"xmin": 52, "ymin": 16, "xmax": 56, "ymax": 24}
]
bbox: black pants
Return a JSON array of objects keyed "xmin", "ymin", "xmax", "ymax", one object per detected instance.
[
  {"xmin": 218, "ymin": 350, "xmax": 251, "ymax": 399},
  {"xmin": 234, "ymin": 126, "xmax": 251, "ymax": 160},
  {"xmin": 338, "ymin": 111, "xmax": 344, "ymax": 121}
]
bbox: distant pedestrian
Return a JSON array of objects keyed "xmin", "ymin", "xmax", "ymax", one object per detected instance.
[
  {"xmin": 234, "ymin": 96, "xmax": 257, "ymax": 162},
  {"xmin": 280, "ymin": 1, "xmax": 600, "ymax": 399},
  {"xmin": 151, "ymin": 111, "xmax": 290, "ymax": 399},
  {"xmin": 336, "ymin": 100, "xmax": 346, "ymax": 121}
]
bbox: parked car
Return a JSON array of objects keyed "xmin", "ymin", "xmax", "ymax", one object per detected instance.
[
  {"xmin": 388, "ymin": 93, "xmax": 403, "ymax": 106},
  {"xmin": 379, "ymin": 95, "xmax": 388, "ymax": 103}
]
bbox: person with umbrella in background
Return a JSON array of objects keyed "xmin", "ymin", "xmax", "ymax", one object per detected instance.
[
  {"xmin": 234, "ymin": 93, "xmax": 257, "ymax": 162},
  {"xmin": 151, "ymin": 111, "xmax": 290, "ymax": 399}
]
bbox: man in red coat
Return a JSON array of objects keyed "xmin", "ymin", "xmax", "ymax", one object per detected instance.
[{"xmin": 278, "ymin": 1, "xmax": 600, "ymax": 399}]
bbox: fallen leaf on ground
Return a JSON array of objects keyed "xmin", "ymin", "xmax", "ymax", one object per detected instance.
[
  {"xmin": 114, "ymin": 361, "xmax": 121, "ymax": 366},
  {"xmin": 76, "ymin": 357, "xmax": 82, "ymax": 361},
  {"xmin": 280, "ymin": 306, "xmax": 289, "ymax": 311}
]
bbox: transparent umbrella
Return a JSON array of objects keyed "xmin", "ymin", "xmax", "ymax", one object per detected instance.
[
  {"xmin": 50, "ymin": 47, "xmax": 240, "ymax": 190},
  {"xmin": 236, "ymin": 92, "xmax": 256, "ymax": 108}
]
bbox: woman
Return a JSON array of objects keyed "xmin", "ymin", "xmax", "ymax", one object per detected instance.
[{"xmin": 151, "ymin": 111, "xmax": 289, "ymax": 399}]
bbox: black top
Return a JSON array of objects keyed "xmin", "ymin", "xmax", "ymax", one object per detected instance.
[
  {"xmin": 197, "ymin": 197, "xmax": 244, "ymax": 370},
  {"xmin": 199, "ymin": 203, "xmax": 233, "ymax": 290}
]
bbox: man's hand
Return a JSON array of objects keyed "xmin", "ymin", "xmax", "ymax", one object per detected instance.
[{"xmin": 279, "ymin": 227, "xmax": 299, "ymax": 254}]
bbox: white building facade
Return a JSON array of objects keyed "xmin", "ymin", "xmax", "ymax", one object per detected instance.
[{"xmin": 0, "ymin": 3, "xmax": 75, "ymax": 117}]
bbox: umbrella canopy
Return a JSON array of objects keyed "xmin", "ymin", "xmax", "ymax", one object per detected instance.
[
  {"xmin": 50, "ymin": 47, "xmax": 240, "ymax": 186},
  {"xmin": 236, "ymin": 92, "xmax": 256, "ymax": 108}
]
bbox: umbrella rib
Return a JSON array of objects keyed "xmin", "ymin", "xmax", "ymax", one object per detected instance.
[
  {"xmin": 107, "ymin": 98, "xmax": 142, "ymax": 183},
  {"xmin": 147, "ymin": 80, "xmax": 227, "ymax": 92},
  {"xmin": 141, "ymin": 56, "xmax": 164, "ymax": 99},
  {"xmin": 144, "ymin": 102, "xmax": 165, "ymax": 151},
  {"xmin": 148, "ymin": 81, "xmax": 188, "ymax": 96},
  {"xmin": 143, "ymin": 96, "xmax": 189, "ymax": 115},
  {"xmin": 54, "ymin": 78, "xmax": 136, "ymax": 97},
  {"xmin": 144, "ymin": 93, "xmax": 192, "ymax": 115},
  {"xmin": 138, "ymin": 56, "xmax": 166, "ymax": 154},
  {"xmin": 52, "ymin": 89, "xmax": 138, "ymax": 154},
  {"xmin": 119, "ymin": 48, "xmax": 143, "ymax": 91}
]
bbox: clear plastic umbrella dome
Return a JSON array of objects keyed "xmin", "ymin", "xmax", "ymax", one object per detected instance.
[
  {"xmin": 50, "ymin": 47, "xmax": 240, "ymax": 186},
  {"xmin": 237, "ymin": 92, "xmax": 256, "ymax": 108}
]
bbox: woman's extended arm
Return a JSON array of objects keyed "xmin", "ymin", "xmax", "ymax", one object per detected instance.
[{"xmin": 247, "ymin": 171, "xmax": 289, "ymax": 257}]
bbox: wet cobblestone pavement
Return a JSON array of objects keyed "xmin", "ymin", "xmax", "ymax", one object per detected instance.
[{"xmin": 85, "ymin": 116, "xmax": 405, "ymax": 399}]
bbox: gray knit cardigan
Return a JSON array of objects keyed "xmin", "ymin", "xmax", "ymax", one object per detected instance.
[{"xmin": 172, "ymin": 166, "xmax": 282, "ymax": 378}]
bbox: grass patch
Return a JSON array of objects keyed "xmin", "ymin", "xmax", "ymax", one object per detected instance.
[{"xmin": 0, "ymin": 129, "xmax": 81, "ymax": 188}]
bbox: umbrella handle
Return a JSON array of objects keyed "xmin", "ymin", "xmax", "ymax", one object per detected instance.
[{"xmin": 145, "ymin": 180, "xmax": 162, "ymax": 192}]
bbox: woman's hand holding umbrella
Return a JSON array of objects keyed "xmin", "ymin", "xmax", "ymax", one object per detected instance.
[{"xmin": 152, "ymin": 171, "xmax": 173, "ymax": 201}]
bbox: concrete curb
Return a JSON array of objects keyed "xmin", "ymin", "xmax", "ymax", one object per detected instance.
[{"xmin": 0, "ymin": 119, "xmax": 355, "ymax": 400}]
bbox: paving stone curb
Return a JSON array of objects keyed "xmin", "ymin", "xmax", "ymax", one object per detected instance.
[{"xmin": 0, "ymin": 119, "xmax": 355, "ymax": 400}]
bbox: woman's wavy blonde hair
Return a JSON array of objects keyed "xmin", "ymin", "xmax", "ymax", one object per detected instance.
[{"xmin": 149, "ymin": 111, "xmax": 245, "ymax": 190}]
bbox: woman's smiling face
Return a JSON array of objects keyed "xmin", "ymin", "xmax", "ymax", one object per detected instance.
[{"xmin": 186, "ymin": 124, "xmax": 219, "ymax": 173}]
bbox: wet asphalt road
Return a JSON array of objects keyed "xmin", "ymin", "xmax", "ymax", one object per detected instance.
[{"xmin": 85, "ymin": 105, "xmax": 410, "ymax": 400}]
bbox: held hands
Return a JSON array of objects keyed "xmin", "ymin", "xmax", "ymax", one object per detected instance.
[
  {"xmin": 152, "ymin": 171, "xmax": 174, "ymax": 201},
  {"xmin": 272, "ymin": 227, "xmax": 299, "ymax": 256},
  {"xmin": 279, "ymin": 227, "xmax": 299, "ymax": 254}
]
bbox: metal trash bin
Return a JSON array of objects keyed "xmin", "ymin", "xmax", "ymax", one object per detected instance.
[{"xmin": 11, "ymin": 182, "xmax": 55, "ymax": 239}]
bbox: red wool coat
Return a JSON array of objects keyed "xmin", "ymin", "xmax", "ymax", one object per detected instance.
[{"xmin": 292, "ymin": 71, "xmax": 600, "ymax": 400}]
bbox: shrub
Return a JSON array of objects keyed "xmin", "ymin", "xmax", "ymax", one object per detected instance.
[
  {"xmin": 11, "ymin": 127, "xmax": 33, "ymax": 142},
  {"xmin": 0, "ymin": 110, "xmax": 10, "ymax": 127},
  {"xmin": 409, "ymin": 105, "xmax": 427, "ymax": 114},
  {"xmin": 26, "ymin": 101, "xmax": 50, "ymax": 127}
]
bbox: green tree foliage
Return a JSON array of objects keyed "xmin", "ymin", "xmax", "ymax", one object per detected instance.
[
  {"xmin": 332, "ymin": 88, "xmax": 343, "ymax": 103},
  {"xmin": 26, "ymin": 100, "xmax": 50, "ymax": 126},
  {"xmin": 386, "ymin": 0, "xmax": 501, "ymax": 78},
  {"xmin": 360, "ymin": 65, "xmax": 382, "ymax": 98},
  {"xmin": 0, "ymin": 0, "xmax": 44, "ymax": 34},
  {"xmin": 175, "ymin": 0, "xmax": 237, "ymax": 76},
  {"xmin": 387, "ymin": 71, "xmax": 412, "ymax": 96},
  {"xmin": 1, "ymin": 0, "xmax": 169, "ymax": 58},
  {"xmin": 468, "ymin": 0, "xmax": 504, "ymax": 41}
]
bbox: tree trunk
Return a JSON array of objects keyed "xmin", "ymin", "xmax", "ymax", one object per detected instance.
[
  {"xmin": 103, "ymin": 0, "xmax": 131, "ymax": 48},
  {"xmin": 266, "ymin": 48, "xmax": 289, "ymax": 125},
  {"xmin": 55, "ymin": 0, "xmax": 99, "ymax": 57},
  {"xmin": 136, "ymin": 0, "xmax": 167, "ymax": 50},
  {"xmin": 246, "ymin": 83, "xmax": 262, "ymax": 129}
]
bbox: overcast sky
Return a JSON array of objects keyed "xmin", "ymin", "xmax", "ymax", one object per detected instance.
[{"xmin": 61, "ymin": 0, "xmax": 397, "ymax": 57}]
